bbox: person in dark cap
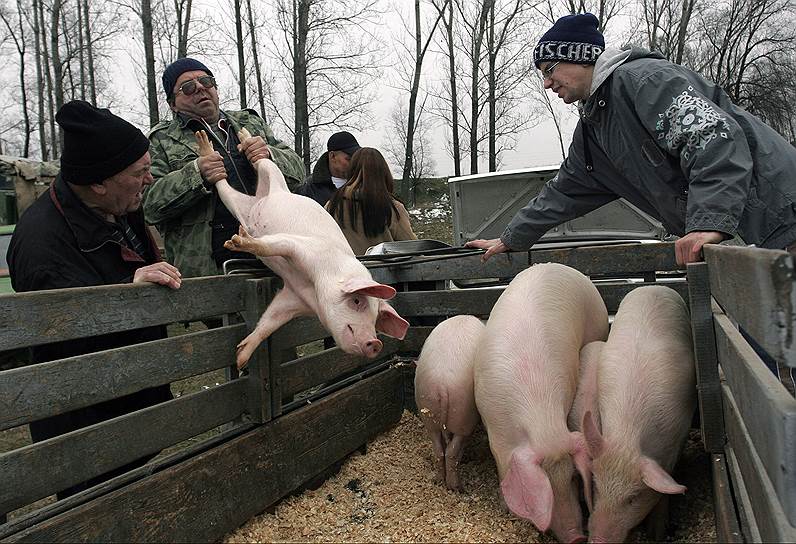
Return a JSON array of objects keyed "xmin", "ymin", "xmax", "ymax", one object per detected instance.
[
  {"xmin": 144, "ymin": 57, "xmax": 305, "ymax": 278},
  {"xmin": 6, "ymin": 100, "xmax": 179, "ymax": 498},
  {"xmin": 294, "ymin": 131, "xmax": 362, "ymax": 206},
  {"xmin": 468, "ymin": 12, "xmax": 796, "ymax": 267}
]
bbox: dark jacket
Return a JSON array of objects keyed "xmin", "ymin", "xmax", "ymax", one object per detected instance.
[
  {"xmin": 7, "ymin": 176, "xmax": 172, "ymax": 496},
  {"xmin": 294, "ymin": 151, "xmax": 337, "ymax": 206},
  {"xmin": 502, "ymin": 47, "xmax": 796, "ymax": 251}
]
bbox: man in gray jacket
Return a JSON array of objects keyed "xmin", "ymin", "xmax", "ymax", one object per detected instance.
[{"xmin": 468, "ymin": 12, "xmax": 796, "ymax": 266}]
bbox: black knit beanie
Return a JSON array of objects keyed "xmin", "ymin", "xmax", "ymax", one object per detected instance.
[
  {"xmin": 162, "ymin": 57, "xmax": 214, "ymax": 101},
  {"xmin": 533, "ymin": 13, "xmax": 605, "ymax": 68},
  {"xmin": 56, "ymin": 100, "xmax": 150, "ymax": 185}
]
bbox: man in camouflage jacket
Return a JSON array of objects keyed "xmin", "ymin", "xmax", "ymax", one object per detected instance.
[{"xmin": 144, "ymin": 58, "xmax": 305, "ymax": 278}]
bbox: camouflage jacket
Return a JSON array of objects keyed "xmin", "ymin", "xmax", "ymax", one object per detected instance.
[{"xmin": 143, "ymin": 109, "xmax": 305, "ymax": 278}]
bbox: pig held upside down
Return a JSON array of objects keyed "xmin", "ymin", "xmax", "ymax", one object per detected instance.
[{"xmin": 198, "ymin": 131, "xmax": 409, "ymax": 369}]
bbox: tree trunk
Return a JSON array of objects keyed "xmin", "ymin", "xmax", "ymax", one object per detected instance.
[
  {"xmin": 246, "ymin": 0, "xmax": 267, "ymax": 117},
  {"xmin": 469, "ymin": 1, "xmax": 490, "ymax": 174},
  {"xmin": 401, "ymin": 0, "xmax": 423, "ymax": 203},
  {"xmin": 142, "ymin": 0, "xmax": 159, "ymax": 126},
  {"xmin": 487, "ymin": 1, "xmax": 496, "ymax": 171},
  {"xmin": 32, "ymin": 0, "xmax": 48, "ymax": 159},
  {"xmin": 446, "ymin": 1, "xmax": 460, "ymax": 177},
  {"xmin": 50, "ymin": 0, "xmax": 64, "ymax": 150},
  {"xmin": 77, "ymin": 0, "xmax": 86, "ymax": 101},
  {"xmin": 293, "ymin": 0, "xmax": 311, "ymax": 173},
  {"xmin": 675, "ymin": 0, "xmax": 695, "ymax": 64},
  {"xmin": 82, "ymin": 0, "xmax": 96, "ymax": 104},
  {"xmin": 60, "ymin": 9, "xmax": 75, "ymax": 101},
  {"xmin": 234, "ymin": 0, "xmax": 247, "ymax": 108},
  {"xmin": 177, "ymin": 0, "xmax": 193, "ymax": 58}
]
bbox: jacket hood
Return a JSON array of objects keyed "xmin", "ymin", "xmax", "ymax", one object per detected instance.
[
  {"xmin": 589, "ymin": 46, "xmax": 665, "ymax": 97},
  {"xmin": 311, "ymin": 151, "xmax": 333, "ymax": 185}
]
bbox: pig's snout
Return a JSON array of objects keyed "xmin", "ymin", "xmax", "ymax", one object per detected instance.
[{"xmin": 362, "ymin": 338, "xmax": 383, "ymax": 358}]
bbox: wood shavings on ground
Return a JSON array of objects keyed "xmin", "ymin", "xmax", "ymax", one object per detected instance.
[{"xmin": 225, "ymin": 411, "xmax": 716, "ymax": 543}]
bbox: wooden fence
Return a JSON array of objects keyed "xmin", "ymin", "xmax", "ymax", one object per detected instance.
[{"xmin": 0, "ymin": 241, "xmax": 793, "ymax": 542}]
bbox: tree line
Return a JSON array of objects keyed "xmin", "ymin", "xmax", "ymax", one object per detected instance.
[{"xmin": 0, "ymin": 0, "xmax": 794, "ymax": 200}]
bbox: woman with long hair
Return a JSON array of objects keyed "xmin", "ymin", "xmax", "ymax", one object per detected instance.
[{"xmin": 326, "ymin": 147, "xmax": 417, "ymax": 255}]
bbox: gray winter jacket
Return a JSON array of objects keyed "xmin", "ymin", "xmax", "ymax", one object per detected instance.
[{"xmin": 502, "ymin": 47, "xmax": 796, "ymax": 250}]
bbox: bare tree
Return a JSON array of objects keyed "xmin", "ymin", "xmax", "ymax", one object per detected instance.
[
  {"xmin": 391, "ymin": 0, "xmax": 448, "ymax": 201},
  {"xmin": 432, "ymin": 0, "xmax": 463, "ymax": 176},
  {"xmin": 142, "ymin": 0, "xmax": 159, "ymax": 125},
  {"xmin": 82, "ymin": 0, "xmax": 96, "ymax": 103},
  {"xmin": 175, "ymin": 0, "xmax": 193, "ymax": 58},
  {"xmin": 267, "ymin": 0, "xmax": 382, "ymax": 172},
  {"xmin": 234, "ymin": 0, "xmax": 246, "ymax": 108},
  {"xmin": 384, "ymin": 100, "xmax": 437, "ymax": 205},
  {"xmin": 31, "ymin": 0, "xmax": 48, "ymax": 158},
  {"xmin": 0, "ymin": 0, "xmax": 31, "ymax": 156},
  {"xmin": 485, "ymin": 0, "xmax": 538, "ymax": 170},
  {"xmin": 245, "ymin": 0, "xmax": 267, "ymax": 116}
]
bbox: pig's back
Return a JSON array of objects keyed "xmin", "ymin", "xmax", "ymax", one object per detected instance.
[
  {"xmin": 599, "ymin": 286, "xmax": 695, "ymax": 461},
  {"xmin": 415, "ymin": 315, "xmax": 484, "ymax": 432},
  {"xmin": 475, "ymin": 264, "xmax": 608, "ymax": 444}
]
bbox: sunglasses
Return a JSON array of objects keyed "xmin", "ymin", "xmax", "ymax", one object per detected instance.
[
  {"xmin": 541, "ymin": 61, "xmax": 562, "ymax": 79},
  {"xmin": 176, "ymin": 75, "xmax": 217, "ymax": 96}
]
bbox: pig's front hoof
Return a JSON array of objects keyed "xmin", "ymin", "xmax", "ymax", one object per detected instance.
[
  {"xmin": 236, "ymin": 340, "xmax": 257, "ymax": 370},
  {"xmin": 224, "ymin": 235, "xmax": 243, "ymax": 252}
]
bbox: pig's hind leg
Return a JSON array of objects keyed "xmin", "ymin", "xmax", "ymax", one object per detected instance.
[
  {"xmin": 444, "ymin": 433, "xmax": 468, "ymax": 491},
  {"xmin": 236, "ymin": 287, "xmax": 311, "ymax": 370},
  {"xmin": 225, "ymin": 227, "xmax": 315, "ymax": 262}
]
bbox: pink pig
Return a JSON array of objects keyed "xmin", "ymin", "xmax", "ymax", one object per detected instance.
[
  {"xmin": 474, "ymin": 263, "xmax": 609, "ymax": 543},
  {"xmin": 414, "ymin": 315, "xmax": 485, "ymax": 491},
  {"xmin": 217, "ymin": 159, "xmax": 409, "ymax": 369},
  {"xmin": 582, "ymin": 285, "xmax": 696, "ymax": 543}
]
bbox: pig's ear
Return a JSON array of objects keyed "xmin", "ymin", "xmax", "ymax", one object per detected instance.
[
  {"xmin": 376, "ymin": 301, "xmax": 409, "ymax": 339},
  {"xmin": 570, "ymin": 431, "xmax": 594, "ymax": 513},
  {"xmin": 341, "ymin": 278, "xmax": 397, "ymax": 300},
  {"xmin": 500, "ymin": 449, "xmax": 553, "ymax": 532},
  {"xmin": 640, "ymin": 456, "xmax": 687, "ymax": 494},
  {"xmin": 582, "ymin": 410, "xmax": 604, "ymax": 459}
]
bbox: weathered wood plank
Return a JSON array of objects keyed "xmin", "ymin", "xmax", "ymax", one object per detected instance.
[
  {"xmin": 0, "ymin": 422, "xmax": 254, "ymax": 540},
  {"xmin": 722, "ymin": 385, "xmax": 796, "ymax": 543},
  {"xmin": 714, "ymin": 312, "xmax": 796, "ymax": 524},
  {"xmin": 0, "ymin": 379, "xmax": 247, "ymax": 515},
  {"xmin": 704, "ymin": 244, "xmax": 796, "ymax": 368},
  {"xmin": 3, "ymin": 368, "xmax": 405, "ymax": 543},
  {"xmin": 241, "ymin": 279, "xmax": 274, "ymax": 423},
  {"xmin": 725, "ymin": 446, "xmax": 763, "ymax": 543},
  {"xmin": 386, "ymin": 282, "xmax": 688, "ymax": 317},
  {"xmin": 0, "ymin": 276, "xmax": 248, "ymax": 351},
  {"xmin": 270, "ymin": 316, "xmax": 328, "ymax": 349},
  {"xmin": 367, "ymin": 242, "xmax": 679, "ymax": 284},
  {"xmin": 0, "ymin": 325, "xmax": 246, "ymax": 431},
  {"xmin": 711, "ymin": 453, "xmax": 744, "ymax": 543},
  {"xmin": 279, "ymin": 327, "xmax": 432, "ymax": 397},
  {"xmin": 687, "ymin": 262, "xmax": 725, "ymax": 453}
]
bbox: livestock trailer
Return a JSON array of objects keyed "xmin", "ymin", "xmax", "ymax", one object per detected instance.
[{"xmin": 0, "ymin": 241, "xmax": 794, "ymax": 542}]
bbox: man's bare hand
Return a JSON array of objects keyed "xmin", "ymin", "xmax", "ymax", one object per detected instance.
[
  {"xmin": 197, "ymin": 152, "xmax": 227, "ymax": 185},
  {"xmin": 238, "ymin": 135, "xmax": 271, "ymax": 165},
  {"xmin": 133, "ymin": 262, "xmax": 182, "ymax": 289},
  {"xmin": 674, "ymin": 231, "xmax": 726, "ymax": 266},
  {"xmin": 465, "ymin": 238, "xmax": 509, "ymax": 262}
]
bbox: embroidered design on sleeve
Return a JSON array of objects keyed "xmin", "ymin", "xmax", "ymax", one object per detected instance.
[{"xmin": 655, "ymin": 87, "xmax": 730, "ymax": 161}]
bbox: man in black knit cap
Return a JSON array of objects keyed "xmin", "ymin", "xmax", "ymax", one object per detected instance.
[
  {"xmin": 294, "ymin": 130, "xmax": 361, "ymax": 206},
  {"xmin": 7, "ymin": 100, "xmax": 181, "ymax": 498}
]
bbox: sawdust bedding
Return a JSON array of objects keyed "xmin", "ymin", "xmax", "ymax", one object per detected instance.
[{"xmin": 224, "ymin": 411, "xmax": 716, "ymax": 543}]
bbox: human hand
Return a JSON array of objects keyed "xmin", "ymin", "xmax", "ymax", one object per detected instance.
[
  {"xmin": 133, "ymin": 262, "xmax": 182, "ymax": 289},
  {"xmin": 674, "ymin": 231, "xmax": 726, "ymax": 266},
  {"xmin": 197, "ymin": 152, "xmax": 227, "ymax": 185},
  {"xmin": 238, "ymin": 135, "xmax": 271, "ymax": 165},
  {"xmin": 465, "ymin": 238, "xmax": 509, "ymax": 262}
]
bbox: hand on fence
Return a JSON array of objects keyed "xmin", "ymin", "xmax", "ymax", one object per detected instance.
[
  {"xmin": 675, "ymin": 231, "xmax": 726, "ymax": 266},
  {"xmin": 133, "ymin": 262, "xmax": 182, "ymax": 289},
  {"xmin": 465, "ymin": 238, "xmax": 509, "ymax": 262}
]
